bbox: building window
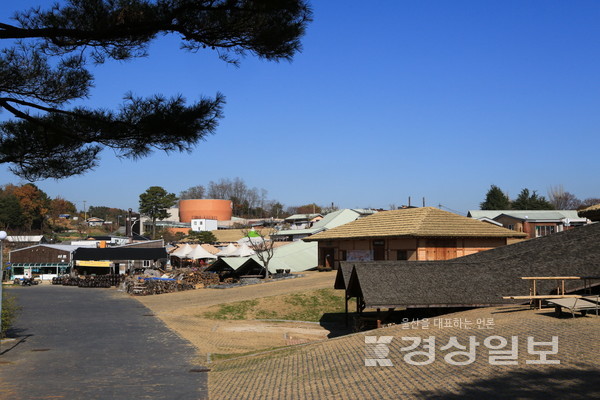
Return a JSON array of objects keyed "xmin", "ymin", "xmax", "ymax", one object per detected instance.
[
  {"xmin": 397, "ymin": 250, "xmax": 408, "ymax": 261},
  {"xmin": 535, "ymin": 225, "xmax": 555, "ymax": 237},
  {"xmin": 507, "ymin": 224, "xmax": 515, "ymax": 230},
  {"xmin": 143, "ymin": 260, "xmax": 151, "ymax": 267}
]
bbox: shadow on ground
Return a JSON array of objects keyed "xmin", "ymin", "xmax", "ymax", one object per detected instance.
[
  {"xmin": 0, "ymin": 325, "xmax": 32, "ymax": 356},
  {"xmin": 417, "ymin": 367, "xmax": 600, "ymax": 399},
  {"xmin": 320, "ymin": 307, "xmax": 475, "ymax": 338},
  {"xmin": 319, "ymin": 313, "xmax": 352, "ymax": 338}
]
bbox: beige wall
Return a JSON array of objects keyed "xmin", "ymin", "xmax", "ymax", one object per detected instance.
[{"xmin": 317, "ymin": 236, "xmax": 509, "ymax": 268}]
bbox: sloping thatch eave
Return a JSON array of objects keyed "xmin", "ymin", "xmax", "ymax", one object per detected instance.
[{"xmin": 578, "ymin": 204, "xmax": 600, "ymax": 221}]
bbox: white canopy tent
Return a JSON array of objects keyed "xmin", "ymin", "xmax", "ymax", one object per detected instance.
[
  {"xmin": 187, "ymin": 245, "xmax": 218, "ymax": 260},
  {"xmin": 216, "ymin": 243, "xmax": 238, "ymax": 257},
  {"xmin": 171, "ymin": 243, "xmax": 193, "ymax": 258},
  {"xmin": 229, "ymin": 243, "xmax": 255, "ymax": 257}
]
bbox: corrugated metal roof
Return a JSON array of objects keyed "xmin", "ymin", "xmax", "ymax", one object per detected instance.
[
  {"xmin": 312, "ymin": 209, "xmax": 361, "ymax": 230},
  {"xmin": 467, "ymin": 210, "xmax": 503, "ymax": 219},
  {"xmin": 285, "ymin": 213, "xmax": 321, "ymax": 221},
  {"xmin": 468, "ymin": 210, "xmax": 581, "ymax": 221},
  {"xmin": 253, "ymin": 241, "xmax": 317, "ymax": 273},
  {"xmin": 10, "ymin": 244, "xmax": 80, "ymax": 253},
  {"xmin": 272, "ymin": 228, "xmax": 323, "ymax": 237},
  {"xmin": 495, "ymin": 210, "xmax": 581, "ymax": 221},
  {"xmin": 7, "ymin": 235, "xmax": 45, "ymax": 242},
  {"xmin": 305, "ymin": 207, "xmax": 526, "ymax": 241},
  {"xmin": 274, "ymin": 209, "xmax": 362, "ymax": 237}
]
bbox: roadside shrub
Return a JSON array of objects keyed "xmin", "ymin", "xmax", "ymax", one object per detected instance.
[{"xmin": 1, "ymin": 292, "xmax": 20, "ymax": 338}]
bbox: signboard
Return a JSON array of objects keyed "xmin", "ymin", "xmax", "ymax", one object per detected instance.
[
  {"xmin": 347, "ymin": 250, "xmax": 374, "ymax": 262},
  {"xmin": 75, "ymin": 260, "xmax": 111, "ymax": 267}
]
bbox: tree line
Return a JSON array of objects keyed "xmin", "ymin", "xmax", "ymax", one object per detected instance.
[
  {"xmin": 480, "ymin": 185, "xmax": 600, "ymax": 210},
  {"xmin": 0, "ymin": 183, "xmax": 73, "ymax": 232},
  {"xmin": 0, "ymin": 183, "xmax": 131, "ymax": 234},
  {"xmin": 178, "ymin": 178, "xmax": 332, "ymax": 219}
]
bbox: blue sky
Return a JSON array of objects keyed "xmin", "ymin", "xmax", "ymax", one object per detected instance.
[{"xmin": 1, "ymin": 1, "xmax": 599, "ymax": 214}]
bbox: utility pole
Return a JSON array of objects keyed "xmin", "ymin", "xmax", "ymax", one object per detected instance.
[{"xmin": 0, "ymin": 230, "xmax": 7, "ymax": 349}]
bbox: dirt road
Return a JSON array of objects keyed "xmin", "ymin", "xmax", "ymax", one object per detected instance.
[{"xmin": 137, "ymin": 271, "xmax": 337, "ymax": 358}]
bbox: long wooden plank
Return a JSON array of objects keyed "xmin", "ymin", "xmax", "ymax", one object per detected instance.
[
  {"xmin": 502, "ymin": 295, "xmax": 581, "ymax": 299},
  {"xmin": 521, "ymin": 276, "xmax": 600, "ymax": 280}
]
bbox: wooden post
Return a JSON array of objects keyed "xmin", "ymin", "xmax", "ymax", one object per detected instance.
[{"xmin": 345, "ymin": 293, "xmax": 349, "ymax": 327}]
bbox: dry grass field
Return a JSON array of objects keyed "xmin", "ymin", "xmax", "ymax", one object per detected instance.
[{"xmin": 137, "ymin": 271, "xmax": 339, "ymax": 361}]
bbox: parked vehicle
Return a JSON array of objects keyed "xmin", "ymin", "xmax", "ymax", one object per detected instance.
[{"xmin": 14, "ymin": 277, "xmax": 38, "ymax": 286}]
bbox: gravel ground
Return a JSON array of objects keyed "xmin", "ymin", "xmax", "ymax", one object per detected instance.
[{"xmin": 208, "ymin": 305, "xmax": 600, "ymax": 399}]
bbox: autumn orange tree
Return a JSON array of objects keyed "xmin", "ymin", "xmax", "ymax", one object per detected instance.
[
  {"xmin": 5, "ymin": 183, "xmax": 50, "ymax": 231},
  {"xmin": 49, "ymin": 197, "xmax": 77, "ymax": 224}
]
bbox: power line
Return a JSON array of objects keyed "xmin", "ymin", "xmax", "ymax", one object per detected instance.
[{"xmin": 437, "ymin": 204, "xmax": 466, "ymax": 216}]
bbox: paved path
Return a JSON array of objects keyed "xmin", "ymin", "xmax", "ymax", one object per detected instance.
[{"xmin": 0, "ymin": 285, "xmax": 208, "ymax": 400}]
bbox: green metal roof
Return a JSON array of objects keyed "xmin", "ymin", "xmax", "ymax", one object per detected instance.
[
  {"xmin": 10, "ymin": 263, "xmax": 70, "ymax": 267},
  {"xmin": 469, "ymin": 210, "xmax": 584, "ymax": 221}
]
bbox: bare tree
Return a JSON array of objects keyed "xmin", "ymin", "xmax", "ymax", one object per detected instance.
[
  {"xmin": 579, "ymin": 198, "xmax": 600, "ymax": 209},
  {"xmin": 180, "ymin": 185, "xmax": 206, "ymax": 200},
  {"xmin": 243, "ymin": 228, "xmax": 276, "ymax": 279},
  {"xmin": 547, "ymin": 185, "xmax": 581, "ymax": 209}
]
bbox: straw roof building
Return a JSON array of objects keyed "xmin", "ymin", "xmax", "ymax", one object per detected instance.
[
  {"xmin": 335, "ymin": 221, "xmax": 600, "ymax": 313},
  {"xmin": 304, "ymin": 207, "xmax": 525, "ymax": 269},
  {"xmin": 578, "ymin": 203, "xmax": 600, "ymax": 222}
]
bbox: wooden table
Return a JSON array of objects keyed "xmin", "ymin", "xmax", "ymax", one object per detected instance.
[{"xmin": 503, "ymin": 276, "xmax": 600, "ymax": 309}]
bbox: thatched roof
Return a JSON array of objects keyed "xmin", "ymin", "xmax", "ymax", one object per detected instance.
[
  {"xmin": 338, "ymin": 223, "xmax": 600, "ymax": 309},
  {"xmin": 304, "ymin": 207, "xmax": 525, "ymax": 241},
  {"xmin": 578, "ymin": 204, "xmax": 600, "ymax": 221}
]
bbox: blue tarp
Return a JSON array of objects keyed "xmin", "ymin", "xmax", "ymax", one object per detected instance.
[{"xmin": 142, "ymin": 277, "xmax": 176, "ymax": 281}]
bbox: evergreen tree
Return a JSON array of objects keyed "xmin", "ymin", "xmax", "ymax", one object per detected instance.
[
  {"xmin": 0, "ymin": 190, "xmax": 25, "ymax": 229},
  {"xmin": 480, "ymin": 185, "xmax": 511, "ymax": 210},
  {"xmin": 187, "ymin": 230, "xmax": 217, "ymax": 244},
  {"xmin": 511, "ymin": 188, "xmax": 554, "ymax": 210},
  {"xmin": 0, "ymin": 0, "xmax": 312, "ymax": 179},
  {"xmin": 139, "ymin": 186, "xmax": 177, "ymax": 239}
]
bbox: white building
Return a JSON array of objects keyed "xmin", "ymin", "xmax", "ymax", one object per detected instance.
[{"xmin": 191, "ymin": 219, "xmax": 218, "ymax": 232}]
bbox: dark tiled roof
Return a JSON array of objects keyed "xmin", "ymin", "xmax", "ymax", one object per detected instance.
[
  {"xmin": 335, "ymin": 262, "xmax": 355, "ymax": 290},
  {"xmin": 73, "ymin": 247, "xmax": 167, "ymax": 261},
  {"xmin": 341, "ymin": 223, "xmax": 600, "ymax": 309},
  {"xmin": 450, "ymin": 222, "xmax": 600, "ymax": 264}
]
